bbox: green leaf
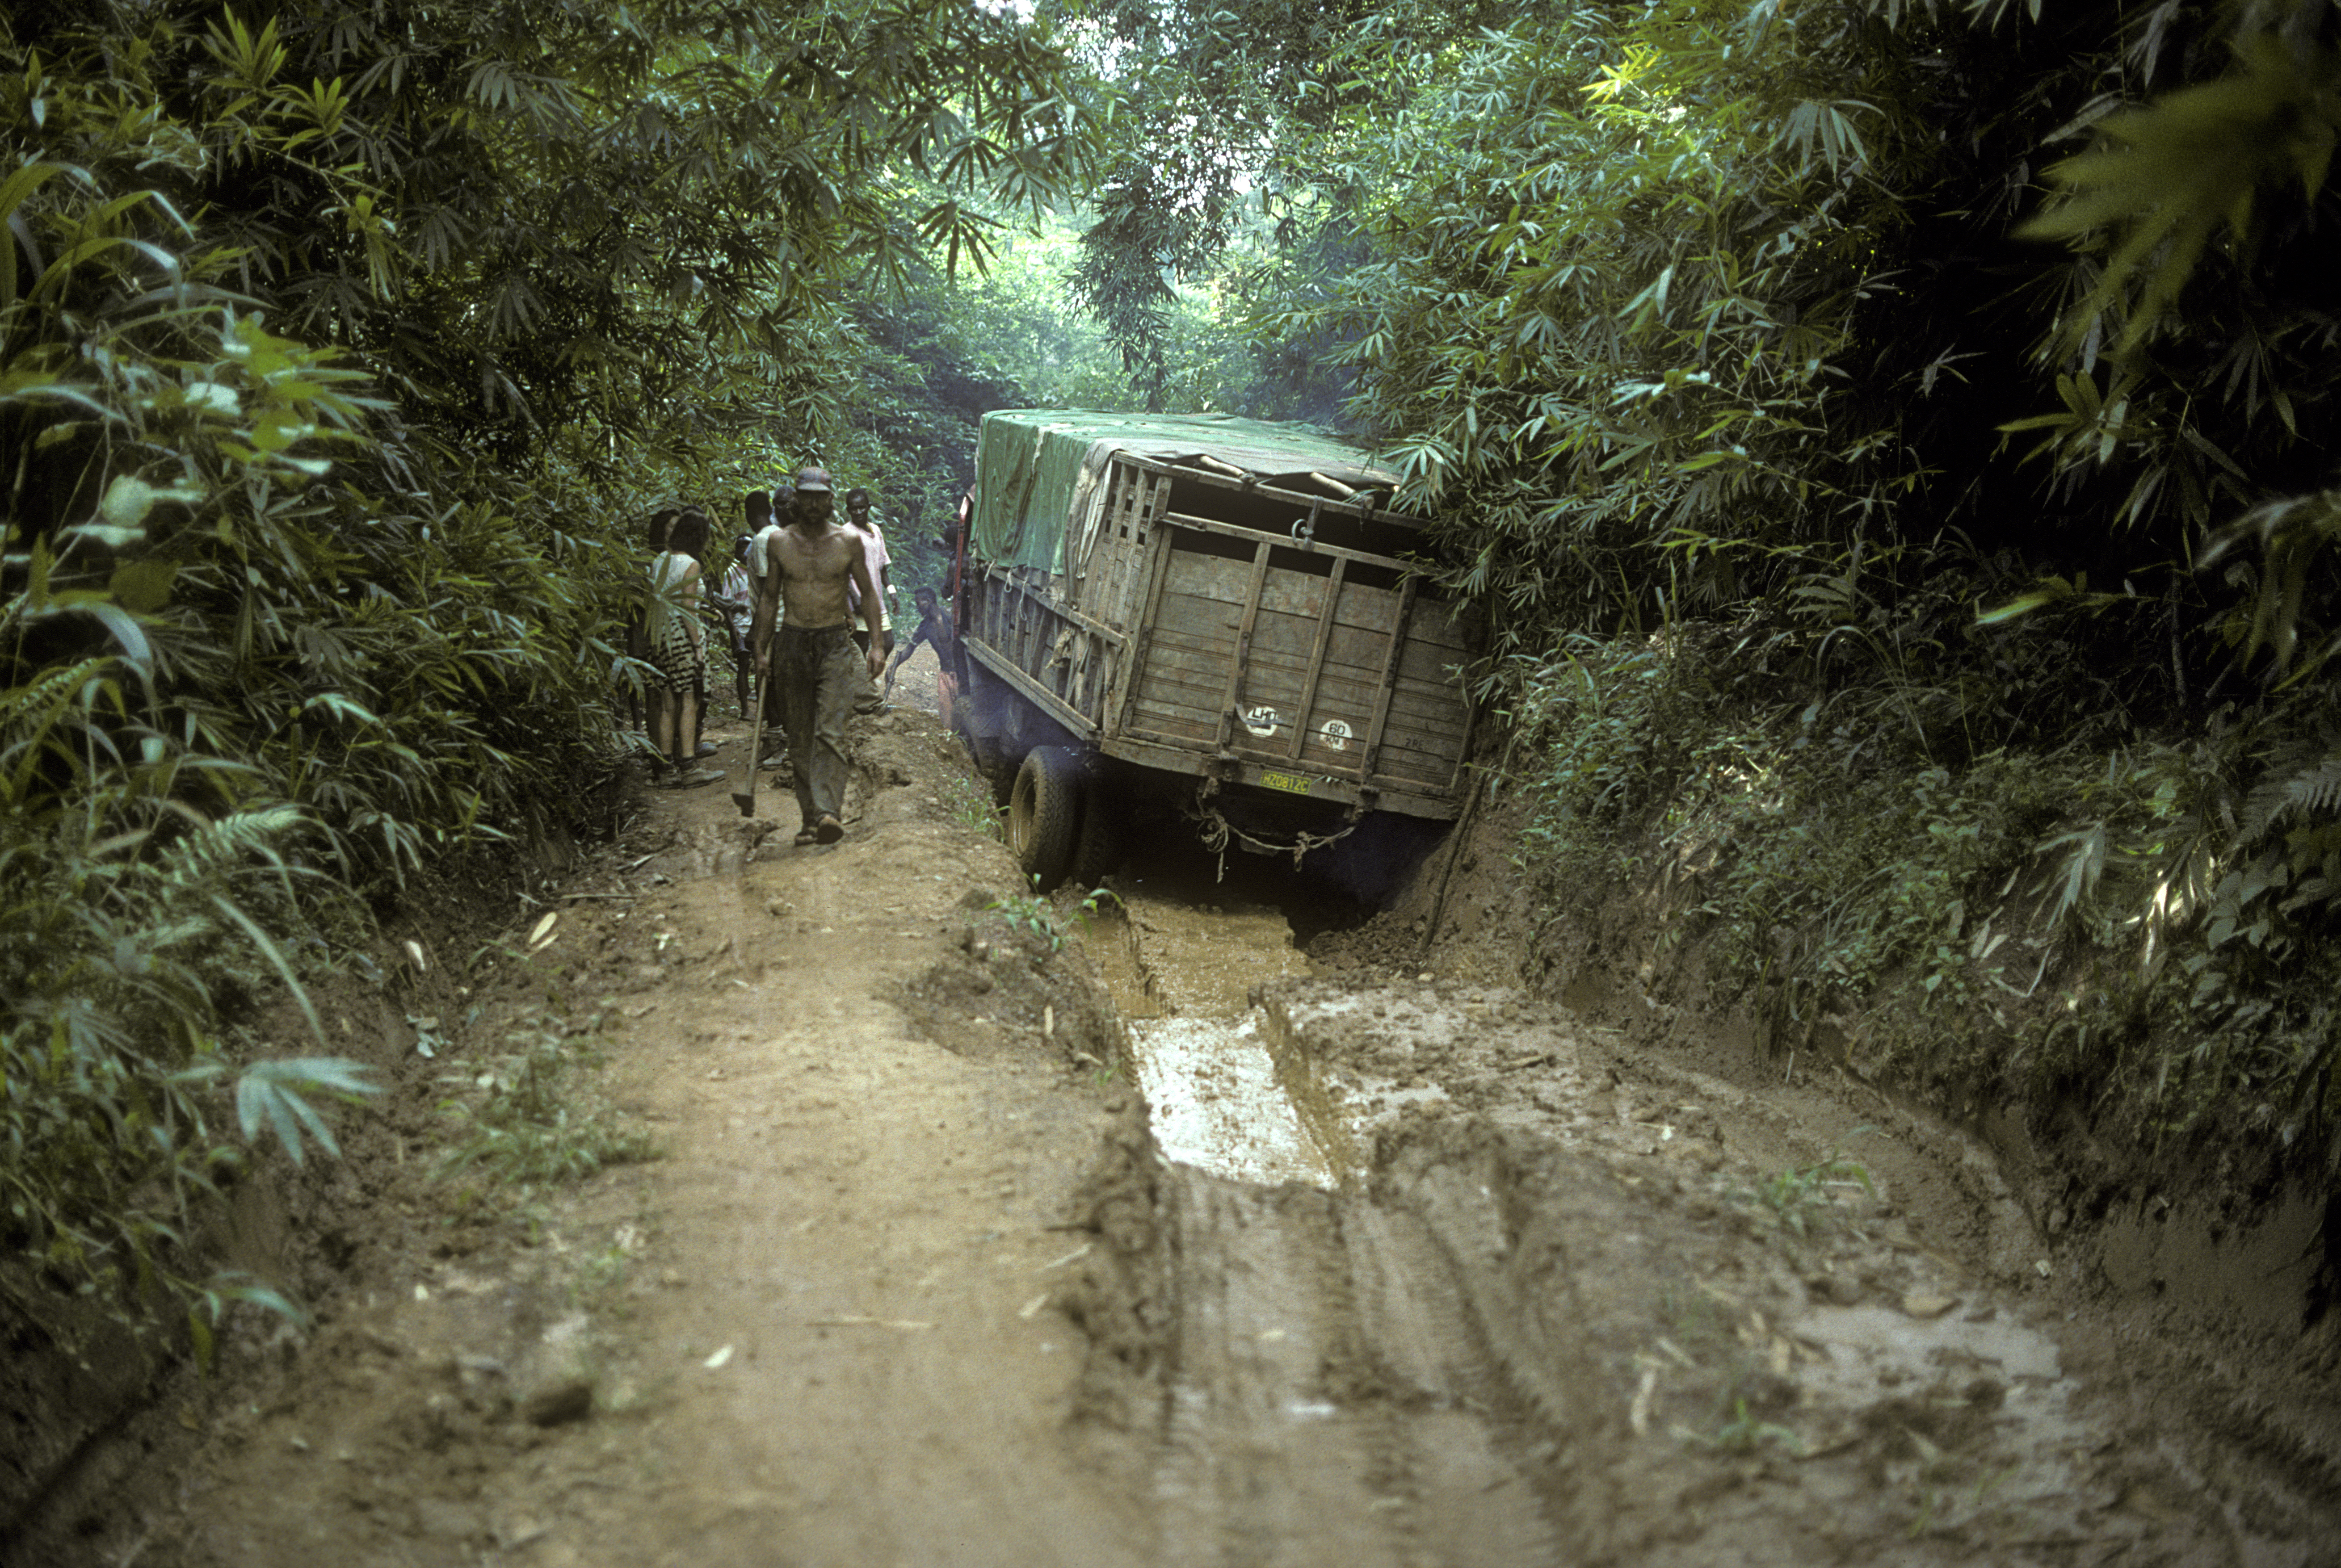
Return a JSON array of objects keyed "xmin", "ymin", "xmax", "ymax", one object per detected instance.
[
  {"xmin": 80, "ymin": 603, "xmax": 154, "ymax": 670},
  {"xmin": 99, "ymin": 475, "xmax": 161, "ymax": 533},
  {"xmin": 234, "ymin": 1057, "xmax": 379, "ymax": 1165},
  {"xmin": 109, "ymin": 557, "xmax": 178, "ymax": 613},
  {"xmin": 208, "ymin": 892, "xmax": 323, "ymax": 1042}
]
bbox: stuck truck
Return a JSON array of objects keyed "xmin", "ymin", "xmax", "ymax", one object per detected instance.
[{"xmin": 946, "ymin": 411, "xmax": 1481, "ymax": 893}]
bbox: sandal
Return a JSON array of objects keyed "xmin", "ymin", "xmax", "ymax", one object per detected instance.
[
  {"xmin": 793, "ymin": 826, "xmax": 820, "ymax": 847},
  {"xmin": 667, "ymin": 766, "xmax": 726, "ymax": 790},
  {"xmin": 815, "ymin": 814, "xmax": 845, "ymax": 844}
]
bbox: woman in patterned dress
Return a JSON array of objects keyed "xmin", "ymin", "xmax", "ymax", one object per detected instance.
[{"xmin": 647, "ymin": 508, "xmax": 724, "ymax": 788}]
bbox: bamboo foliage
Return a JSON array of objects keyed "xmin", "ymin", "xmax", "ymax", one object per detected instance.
[
  {"xmin": 0, "ymin": 0, "xmax": 1108, "ymax": 1336},
  {"xmin": 1164, "ymin": 0, "xmax": 2341, "ymax": 1160},
  {"xmin": 2025, "ymin": 29, "xmax": 2340, "ymax": 364},
  {"xmin": 1250, "ymin": 0, "xmax": 1934, "ymax": 652}
]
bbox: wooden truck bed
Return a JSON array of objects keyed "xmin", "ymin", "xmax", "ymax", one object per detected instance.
[{"xmin": 960, "ymin": 453, "xmax": 1475, "ymax": 819}]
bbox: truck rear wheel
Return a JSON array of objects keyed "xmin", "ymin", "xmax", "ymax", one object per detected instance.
[{"xmin": 1009, "ymin": 745, "xmax": 1082, "ymax": 891}]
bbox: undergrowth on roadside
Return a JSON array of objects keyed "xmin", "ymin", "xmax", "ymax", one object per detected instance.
[
  {"xmin": 436, "ymin": 1006, "xmax": 657, "ymax": 1203},
  {"xmin": 986, "ymin": 881, "xmax": 1121, "ymax": 954},
  {"xmin": 1743, "ymin": 1145, "xmax": 1876, "ymax": 1240},
  {"xmin": 0, "ymin": 24, "xmax": 645, "ymax": 1346},
  {"xmin": 1507, "ymin": 547, "xmax": 2341, "ymax": 1179},
  {"xmin": 943, "ymin": 767, "xmax": 1004, "ymax": 840}
]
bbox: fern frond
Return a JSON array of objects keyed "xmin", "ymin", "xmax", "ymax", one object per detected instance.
[
  {"xmin": 147, "ymin": 804, "xmax": 309, "ymax": 899},
  {"xmin": 2241, "ymin": 752, "xmax": 2341, "ymax": 844},
  {"xmin": 0, "ymin": 658, "xmax": 118, "ymax": 805}
]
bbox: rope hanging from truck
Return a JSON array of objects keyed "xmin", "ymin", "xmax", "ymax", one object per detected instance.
[{"xmin": 1182, "ymin": 790, "xmax": 1362, "ymax": 880}]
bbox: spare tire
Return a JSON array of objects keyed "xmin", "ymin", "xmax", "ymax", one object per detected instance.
[{"xmin": 1008, "ymin": 745, "xmax": 1083, "ymax": 892}]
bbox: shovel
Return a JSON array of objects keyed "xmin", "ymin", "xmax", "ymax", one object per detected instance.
[{"xmin": 732, "ymin": 659, "xmax": 765, "ymax": 818}]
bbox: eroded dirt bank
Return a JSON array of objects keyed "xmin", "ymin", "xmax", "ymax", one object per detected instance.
[
  {"xmin": 15, "ymin": 684, "xmax": 2339, "ymax": 1565},
  {"xmin": 1323, "ymin": 780, "xmax": 2341, "ymax": 1559}
]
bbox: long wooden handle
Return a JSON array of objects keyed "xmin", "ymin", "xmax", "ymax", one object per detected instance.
[{"xmin": 733, "ymin": 656, "xmax": 763, "ymax": 818}]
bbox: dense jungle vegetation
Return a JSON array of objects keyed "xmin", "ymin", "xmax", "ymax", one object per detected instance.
[{"xmin": 4, "ymin": 0, "xmax": 2339, "ymax": 1346}]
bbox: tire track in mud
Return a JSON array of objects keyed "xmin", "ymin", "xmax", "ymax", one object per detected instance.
[
  {"xmin": 1150, "ymin": 1170, "xmax": 1560, "ymax": 1568},
  {"xmin": 1097, "ymin": 892, "xmax": 1560, "ymax": 1565},
  {"xmin": 1102, "ymin": 892, "xmax": 1574, "ymax": 1566},
  {"xmin": 1331, "ymin": 1197, "xmax": 1563, "ymax": 1564}
]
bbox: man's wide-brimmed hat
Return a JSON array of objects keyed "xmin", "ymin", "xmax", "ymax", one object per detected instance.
[{"xmin": 794, "ymin": 466, "xmax": 833, "ymax": 494}]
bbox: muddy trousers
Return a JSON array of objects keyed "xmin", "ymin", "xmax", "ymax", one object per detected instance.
[{"xmin": 775, "ymin": 624, "xmax": 861, "ymax": 828}]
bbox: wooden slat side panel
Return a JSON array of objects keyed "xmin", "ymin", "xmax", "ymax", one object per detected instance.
[
  {"xmin": 1395, "ymin": 638, "xmax": 1472, "ymax": 688},
  {"xmin": 1112, "ymin": 470, "xmax": 1171, "ymax": 635},
  {"xmin": 1160, "ymin": 549, "xmax": 1252, "ymax": 606},
  {"xmin": 1380, "ymin": 689, "xmax": 1471, "ymax": 740},
  {"xmin": 1111, "ymin": 531, "xmax": 1474, "ymax": 800},
  {"xmin": 1287, "ymin": 556, "xmax": 1348, "ymax": 760},
  {"xmin": 1386, "ymin": 598, "xmax": 1472, "ymax": 652},
  {"xmin": 1154, "ymin": 540, "xmax": 1472, "ymax": 639},
  {"xmin": 1227, "ymin": 632, "xmax": 1442, "ymax": 721},
  {"xmin": 1128, "ymin": 704, "xmax": 1219, "ymax": 746},
  {"xmin": 1139, "ymin": 621, "xmax": 1465, "ymax": 751},
  {"xmin": 1131, "ymin": 643, "xmax": 1239, "ymax": 730},
  {"xmin": 1211, "ymin": 539, "xmax": 1275, "ymax": 752},
  {"xmin": 1111, "ymin": 521, "xmax": 1180, "ymax": 740},
  {"xmin": 1085, "ymin": 459, "xmax": 1147, "ymax": 626},
  {"xmin": 1358, "ymin": 576, "xmax": 1420, "ymax": 780}
]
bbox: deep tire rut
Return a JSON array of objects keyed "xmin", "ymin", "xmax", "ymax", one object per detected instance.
[{"xmin": 1151, "ymin": 1172, "xmax": 1559, "ymax": 1568}]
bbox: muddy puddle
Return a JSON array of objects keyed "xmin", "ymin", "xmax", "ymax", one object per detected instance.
[
  {"xmin": 1090, "ymin": 890, "xmax": 1357, "ymax": 1189},
  {"xmin": 1072, "ymin": 881, "xmax": 2313, "ymax": 1564}
]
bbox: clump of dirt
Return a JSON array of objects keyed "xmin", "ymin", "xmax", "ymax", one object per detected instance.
[
  {"xmin": 894, "ymin": 893, "xmax": 1126, "ymax": 1070},
  {"xmin": 1305, "ymin": 907, "xmax": 1426, "ymax": 975},
  {"xmin": 1306, "ymin": 788, "xmax": 1538, "ymax": 988},
  {"xmin": 1054, "ymin": 1107, "xmax": 1175, "ymax": 1433}
]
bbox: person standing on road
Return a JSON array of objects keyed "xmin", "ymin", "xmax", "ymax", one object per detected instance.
[
  {"xmin": 749, "ymin": 468, "xmax": 886, "ymax": 845},
  {"xmin": 622, "ymin": 506, "xmax": 681, "ymax": 733},
  {"xmin": 708, "ymin": 532, "xmax": 758, "ymax": 722},
  {"xmin": 747, "ymin": 485, "xmax": 795, "ymax": 763},
  {"xmin": 843, "ymin": 486, "xmax": 894, "ymax": 715},
  {"xmin": 648, "ymin": 507, "xmax": 725, "ymax": 789},
  {"xmin": 883, "ymin": 586, "xmax": 955, "ymax": 702}
]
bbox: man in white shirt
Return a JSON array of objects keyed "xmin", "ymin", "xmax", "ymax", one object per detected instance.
[
  {"xmin": 843, "ymin": 486, "xmax": 893, "ymax": 715},
  {"xmin": 709, "ymin": 532, "xmax": 757, "ymax": 721},
  {"xmin": 743, "ymin": 486, "xmax": 794, "ymax": 758}
]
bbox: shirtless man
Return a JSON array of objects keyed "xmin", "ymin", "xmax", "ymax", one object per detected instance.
[{"xmin": 749, "ymin": 467, "xmax": 886, "ymax": 845}]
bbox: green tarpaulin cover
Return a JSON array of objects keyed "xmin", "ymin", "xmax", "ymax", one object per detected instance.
[{"xmin": 971, "ymin": 410, "xmax": 1400, "ymax": 574}]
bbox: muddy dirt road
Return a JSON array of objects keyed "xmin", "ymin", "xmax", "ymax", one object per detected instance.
[{"xmin": 49, "ymin": 685, "xmax": 2338, "ymax": 1566}]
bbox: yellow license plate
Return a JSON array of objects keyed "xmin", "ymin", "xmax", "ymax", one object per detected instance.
[{"xmin": 1257, "ymin": 771, "xmax": 1312, "ymax": 794}]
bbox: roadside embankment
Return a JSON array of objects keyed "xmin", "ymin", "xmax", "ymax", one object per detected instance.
[{"xmin": 1305, "ymin": 671, "xmax": 2341, "ymax": 1542}]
